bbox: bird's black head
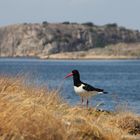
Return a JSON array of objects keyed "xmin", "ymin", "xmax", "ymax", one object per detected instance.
[
  {"xmin": 64, "ymin": 69, "xmax": 81, "ymax": 86},
  {"xmin": 64, "ymin": 69, "xmax": 79, "ymax": 78},
  {"xmin": 72, "ymin": 69, "xmax": 79, "ymax": 75}
]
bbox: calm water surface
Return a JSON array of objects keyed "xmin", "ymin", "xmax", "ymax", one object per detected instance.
[{"xmin": 0, "ymin": 58, "xmax": 140, "ymax": 113}]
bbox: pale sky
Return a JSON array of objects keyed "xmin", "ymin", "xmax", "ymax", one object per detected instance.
[{"xmin": 0, "ymin": 0, "xmax": 140, "ymax": 30}]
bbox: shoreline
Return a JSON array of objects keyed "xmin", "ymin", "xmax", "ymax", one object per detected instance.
[{"xmin": 0, "ymin": 55, "xmax": 140, "ymax": 61}]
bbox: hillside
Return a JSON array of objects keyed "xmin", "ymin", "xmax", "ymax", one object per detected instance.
[{"xmin": 0, "ymin": 22, "xmax": 140, "ymax": 59}]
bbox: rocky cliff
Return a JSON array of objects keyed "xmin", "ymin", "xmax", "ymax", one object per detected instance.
[{"xmin": 0, "ymin": 22, "xmax": 140, "ymax": 58}]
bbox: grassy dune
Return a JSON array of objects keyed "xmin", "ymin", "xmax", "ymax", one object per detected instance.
[
  {"xmin": 0, "ymin": 77, "xmax": 140, "ymax": 140},
  {"xmin": 41, "ymin": 43, "xmax": 140, "ymax": 59}
]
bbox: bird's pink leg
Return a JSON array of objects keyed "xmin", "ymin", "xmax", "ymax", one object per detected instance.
[
  {"xmin": 81, "ymin": 97, "xmax": 84, "ymax": 106},
  {"xmin": 86, "ymin": 99, "xmax": 89, "ymax": 108},
  {"xmin": 82, "ymin": 97, "xmax": 84, "ymax": 104}
]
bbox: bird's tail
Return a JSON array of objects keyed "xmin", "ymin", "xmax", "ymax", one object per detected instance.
[
  {"xmin": 103, "ymin": 91, "xmax": 108, "ymax": 94},
  {"xmin": 98, "ymin": 91, "xmax": 108, "ymax": 94}
]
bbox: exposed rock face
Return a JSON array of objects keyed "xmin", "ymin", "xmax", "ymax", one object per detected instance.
[{"xmin": 0, "ymin": 23, "xmax": 140, "ymax": 57}]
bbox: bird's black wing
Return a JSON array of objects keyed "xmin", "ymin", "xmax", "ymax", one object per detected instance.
[{"xmin": 82, "ymin": 82, "xmax": 104, "ymax": 92}]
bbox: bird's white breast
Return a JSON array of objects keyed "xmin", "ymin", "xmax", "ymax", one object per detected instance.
[{"xmin": 74, "ymin": 84, "xmax": 86, "ymax": 94}]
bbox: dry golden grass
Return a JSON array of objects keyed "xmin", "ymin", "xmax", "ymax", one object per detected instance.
[{"xmin": 0, "ymin": 77, "xmax": 140, "ymax": 140}]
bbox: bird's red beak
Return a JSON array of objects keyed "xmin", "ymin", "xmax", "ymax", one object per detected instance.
[{"xmin": 64, "ymin": 73, "xmax": 73, "ymax": 79}]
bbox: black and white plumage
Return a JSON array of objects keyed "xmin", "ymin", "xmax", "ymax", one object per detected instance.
[{"xmin": 64, "ymin": 70, "xmax": 107, "ymax": 107}]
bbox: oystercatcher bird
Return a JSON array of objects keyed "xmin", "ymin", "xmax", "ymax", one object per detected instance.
[{"xmin": 64, "ymin": 70, "xmax": 107, "ymax": 107}]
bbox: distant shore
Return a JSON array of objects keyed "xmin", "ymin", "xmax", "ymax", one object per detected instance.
[
  {"xmin": 39, "ymin": 43, "xmax": 140, "ymax": 60},
  {"xmin": 0, "ymin": 55, "xmax": 140, "ymax": 60},
  {"xmin": 39, "ymin": 52, "xmax": 140, "ymax": 60},
  {"xmin": 1, "ymin": 43, "xmax": 140, "ymax": 60}
]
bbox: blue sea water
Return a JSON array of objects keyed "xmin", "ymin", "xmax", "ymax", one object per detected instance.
[{"xmin": 0, "ymin": 58, "xmax": 140, "ymax": 113}]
